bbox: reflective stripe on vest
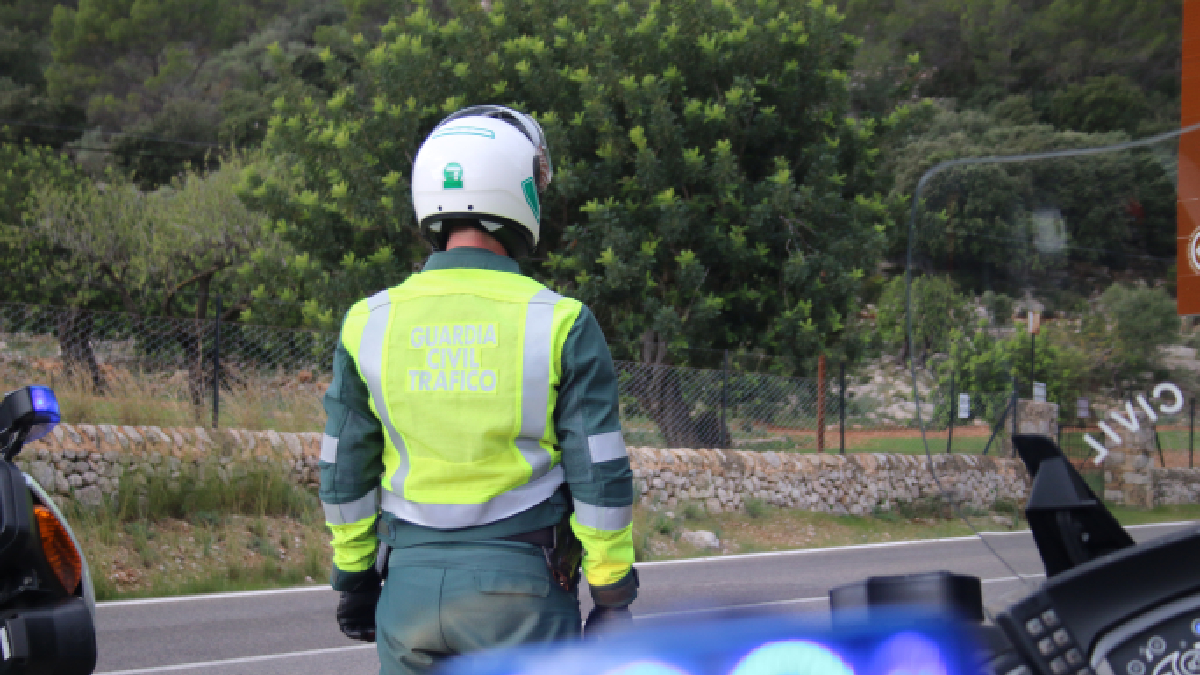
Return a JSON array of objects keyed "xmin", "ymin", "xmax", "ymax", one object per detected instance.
[
  {"xmin": 515, "ymin": 288, "xmax": 562, "ymax": 482},
  {"xmin": 358, "ymin": 290, "xmax": 411, "ymax": 489},
  {"xmin": 381, "ymin": 465, "xmax": 565, "ymax": 528}
]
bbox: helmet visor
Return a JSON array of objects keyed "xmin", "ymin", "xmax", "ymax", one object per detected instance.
[{"xmin": 435, "ymin": 105, "xmax": 553, "ymax": 191}]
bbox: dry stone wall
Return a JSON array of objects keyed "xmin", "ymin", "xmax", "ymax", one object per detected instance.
[
  {"xmin": 630, "ymin": 447, "xmax": 1030, "ymax": 514},
  {"xmin": 1102, "ymin": 450, "xmax": 1200, "ymax": 507},
  {"xmin": 16, "ymin": 424, "xmax": 1032, "ymax": 514},
  {"xmin": 14, "ymin": 424, "xmax": 321, "ymax": 508}
]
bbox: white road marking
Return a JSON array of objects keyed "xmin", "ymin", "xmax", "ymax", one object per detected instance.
[
  {"xmin": 635, "ymin": 520, "xmax": 1193, "ymax": 567},
  {"xmin": 634, "ymin": 571, "xmax": 1047, "ymax": 620},
  {"xmin": 99, "ymin": 585, "xmax": 333, "ymax": 608},
  {"xmin": 636, "ymin": 596, "xmax": 828, "ymax": 619},
  {"xmin": 981, "ymin": 573, "xmax": 1045, "ymax": 584},
  {"xmin": 94, "ymin": 645, "xmax": 374, "ymax": 674},
  {"xmin": 95, "ymin": 521, "xmax": 1192, "ymax": 609}
]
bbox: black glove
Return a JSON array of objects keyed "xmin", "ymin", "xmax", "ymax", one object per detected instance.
[
  {"xmin": 336, "ymin": 569, "xmax": 382, "ymax": 642},
  {"xmin": 584, "ymin": 605, "xmax": 632, "ymax": 636}
]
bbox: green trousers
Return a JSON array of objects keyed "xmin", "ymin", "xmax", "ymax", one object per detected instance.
[{"xmin": 375, "ymin": 542, "xmax": 582, "ymax": 675}]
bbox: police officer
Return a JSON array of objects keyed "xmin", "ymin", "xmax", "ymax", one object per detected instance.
[{"xmin": 319, "ymin": 105, "xmax": 638, "ymax": 674}]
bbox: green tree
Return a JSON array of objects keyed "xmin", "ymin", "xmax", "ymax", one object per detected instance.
[
  {"xmin": 0, "ymin": 143, "xmax": 87, "ymax": 303},
  {"xmin": 1048, "ymin": 75, "xmax": 1150, "ymax": 135},
  {"xmin": 1094, "ymin": 282, "xmax": 1178, "ymax": 385},
  {"xmin": 939, "ymin": 324, "xmax": 1088, "ymax": 420},
  {"xmin": 838, "ymin": 0, "xmax": 1180, "ymax": 111},
  {"xmin": 44, "ymin": 0, "xmax": 345, "ymax": 185},
  {"xmin": 242, "ymin": 0, "xmax": 893, "ymax": 446},
  {"xmin": 884, "ymin": 104, "xmax": 1176, "ymax": 294},
  {"xmin": 0, "ymin": 0, "xmax": 86, "ymax": 148},
  {"xmin": 875, "ymin": 274, "xmax": 969, "ymax": 363},
  {"xmin": 32, "ymin": 154, "xmax": 295, "ymax": 397}
]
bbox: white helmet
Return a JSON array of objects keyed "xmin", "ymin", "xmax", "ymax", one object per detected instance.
[{"xmin": 412, "ymin": 105, "xmax": 552, "ymax": 258}]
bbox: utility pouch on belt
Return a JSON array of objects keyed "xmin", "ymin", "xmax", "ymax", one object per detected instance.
[
  {"xmin": 545, "ymin": 515, "xmax": 583, "ymax": 592},
  {"xmin": 375, "ymin": 542, "xmax": 391, "ymax": 580}
]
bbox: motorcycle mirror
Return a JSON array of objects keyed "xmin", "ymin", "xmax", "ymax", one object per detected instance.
[{"xmin": 0, "ymin": 386, "xmax": 61, "ymax": 459}]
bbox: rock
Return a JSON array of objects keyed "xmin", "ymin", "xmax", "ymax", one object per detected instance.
[
  {"xmin": 991, "ymin": 515, "xmax": 1013, "ymax": 528},
  {"xmin": 75, "ymin": 486, "xmax": 103, "ymax": 508},
  {"xmin": 284, "ymin": 433, "xmax": 303, "ymax": 458},
  {"xmin": 28, "ymin": 461, "xmax": 55, "ymax": 489},
  {"xmin": 67, "ymin": 474, "xmax": 83, "ymax": 488},
  {"xmin": 680, "ymin": 530, "xmax": 720, "ymax": 549}
]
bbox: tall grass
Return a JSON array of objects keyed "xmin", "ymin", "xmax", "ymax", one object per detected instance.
[
  {"xmin": 0, "ymin": 361, "xmax": 326, "ymax": 431},
  {"xmin": 63, "ymin": 458, "xmax": 329, "ymax": 601}
]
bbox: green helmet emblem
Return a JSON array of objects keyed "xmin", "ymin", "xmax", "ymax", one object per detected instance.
[
  {"xmin": 521, "ymin": 177, "xmax": 540, "ymax": 221},
  {"xmin": 443, "ymin": 163, "xmax": 464, "ymax": 189}
]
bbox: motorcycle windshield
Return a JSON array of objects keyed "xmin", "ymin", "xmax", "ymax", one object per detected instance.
[{"xmin": 903, "ymin": 121, "xmax": 1198, "ymax": 591}]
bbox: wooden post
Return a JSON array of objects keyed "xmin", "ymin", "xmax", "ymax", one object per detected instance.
[
  {"xmin": 212, "ymin": 294, "xmax": 221, "ymax": 429},
  {"xmin": 817, "ymin": 354, "xmax": 826, "ymax": 453}
]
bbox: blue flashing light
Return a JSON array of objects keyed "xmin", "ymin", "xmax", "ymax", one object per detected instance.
[
  {"xmin": 29, "ymin": 386, "xmax": 60, "ymax": 421},
  {"xmin": 601, "ymin": 662, "xmax": 693, "ymax": 675},
  {"xmin": 729, "ymin": 640, "xmax": 855, "ymax": 675},
  {"xmin": 438, "ymin": 613, "xmax": 973, "ymax": 675},
  {"xmin": 872, "ymin": 633, "xmax": 949, "ymax": 675}
]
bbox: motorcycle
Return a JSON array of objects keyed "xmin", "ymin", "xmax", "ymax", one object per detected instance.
[{"xmin": 0, "ymin": 385, "xmax": 97, "ymax": 675}]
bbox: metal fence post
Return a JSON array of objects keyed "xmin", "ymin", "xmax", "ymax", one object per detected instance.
[
  {"xmin": 946, "ymin": 371, "xmax": 955, "ymax": 454},
  {"xmin": 1191, "ymin": 397, "xmax": 1195, "ymax": 469},
  {"xmin": 212, "ymin": 293, "xmax": 221, "ymax": 429},
  {"xmin": 721, "ymin": 350, "xmax": 729, "ymax": 448},
  {"xmin": 839, "ymin": 361, "xmax": 846, "ymax": 455},
  {"xmin": 1010, "ymin": 375, "xmax": 1019, "ymax": 457},
  {"xmin": 816, "ymin": 354, "xmax": 826, "ymax": 453}
]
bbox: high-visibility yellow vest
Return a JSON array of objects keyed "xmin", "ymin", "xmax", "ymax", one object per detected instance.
[{"xmin": 341, "ymin": 267, "xmax": 583, "ymax": 529}]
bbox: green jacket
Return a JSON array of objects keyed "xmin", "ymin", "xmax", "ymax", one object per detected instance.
[{"xmin": 320, "ymin": 247, "xmax": 637, "ymax": 606}]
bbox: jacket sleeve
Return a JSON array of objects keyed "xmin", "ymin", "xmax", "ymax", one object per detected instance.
[
  {"xmin": 554, "ymin": 305, "xmax": 638, "ymax": 608},
  {"xmin": 319, "ymin": 317, "xmax": 386, "ymax": 591}
]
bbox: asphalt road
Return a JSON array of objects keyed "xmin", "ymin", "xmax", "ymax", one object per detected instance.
[{"xmin": 92, "ymin": 521, "xmax": 1194, "ymax": 675}]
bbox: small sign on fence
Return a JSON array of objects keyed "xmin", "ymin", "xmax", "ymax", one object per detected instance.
[
  {"xmin": 1033, "ymin": 382, "xmax": 1047, "ymax": 403},
  {"xmin": 958, "ymin": 393, "xmax": 970, "ymax": 419},
  {"xmin": 1077, "ymin": 397, "xmax": 1090, "ymax": 418}
]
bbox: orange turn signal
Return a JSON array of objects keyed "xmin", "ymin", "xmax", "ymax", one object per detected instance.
[{"xmin": 33, "ymin": 506, "xmax": 82, "ymax": 594}]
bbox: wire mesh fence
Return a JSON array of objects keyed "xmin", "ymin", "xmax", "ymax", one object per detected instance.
[
  {"xmin": 3, "ymin": 302, "xmax": 1194, "ymax": 457},
  {"xmin": 0, "ymin": 303, "xmax": 335, "ymax": 432}
]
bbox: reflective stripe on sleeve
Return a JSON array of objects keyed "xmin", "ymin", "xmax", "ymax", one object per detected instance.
[
  {"xmin": 572, "ymin": 500, "xmax": 633, "ymax": 530},
  {"xmin": 381, "ymin": 465, "xmax": 565, "ymax": 529},
  {"xmin": 323, "ymin": 487, "xmax": 380, "ymax": 526},
  {"xmin": 320, "ymin": 433, "xmax": 339, "ymax": 464},
  {"xmin": 515, "ymin": 288, "xmax": 562, "ymax": 481},
  {"xmin": 586, "ymin": 431, "xmax": 627, "ymax": 464},
  {"xmin": 357, "ymin": 290, "xmax": 411, "ymax": 490}
]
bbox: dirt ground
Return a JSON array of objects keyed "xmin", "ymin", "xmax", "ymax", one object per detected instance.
[{"xmin": 1155, "ymin": 450, "xmax": 1199, "ymax": 468}]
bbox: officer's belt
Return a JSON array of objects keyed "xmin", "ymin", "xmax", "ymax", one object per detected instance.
[{"xmin": 498, "ymin": 525, "xmax": 555, "ymax": 548}]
